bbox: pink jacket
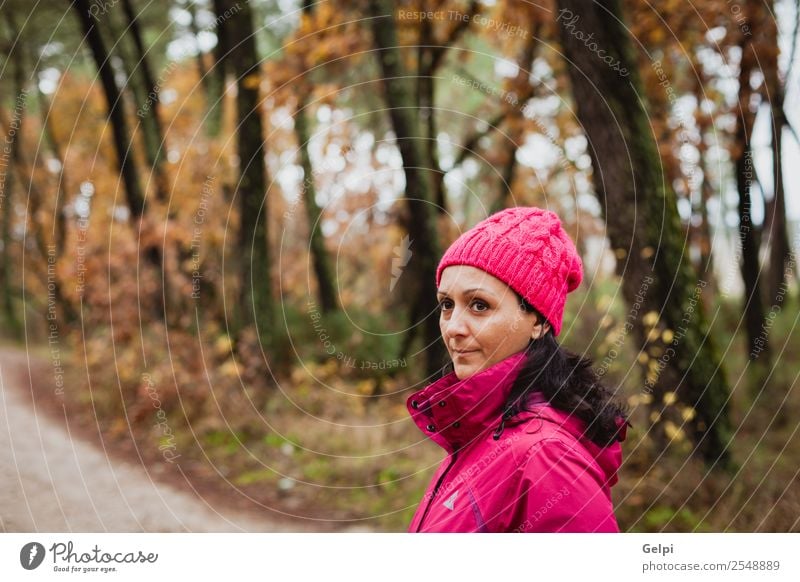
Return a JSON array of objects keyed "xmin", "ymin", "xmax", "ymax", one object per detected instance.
[{"xmin": 407, "ymin": 350, "xmax": 625, "ymax": 532}]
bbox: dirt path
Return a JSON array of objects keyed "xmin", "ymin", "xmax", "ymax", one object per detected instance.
[{"xmin": 0, "ymin": 346, "xmax": 315, "ymax": 533}]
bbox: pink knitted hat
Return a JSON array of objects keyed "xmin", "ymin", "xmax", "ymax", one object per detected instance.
[{"xmin": 436, "ymin": 207, "xmax": 583, "ymax": 336}]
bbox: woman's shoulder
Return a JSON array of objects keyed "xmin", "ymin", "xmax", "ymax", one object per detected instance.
[
  {"xmin": 503, "ymin": 404, "xmax": 624, "ymax": 490},
  {"xmin": 505, "ymin": 405, "xmax": 603, "ymax": 470}
]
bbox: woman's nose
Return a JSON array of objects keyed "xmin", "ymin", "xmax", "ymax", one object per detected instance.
[{"xmin": 442, "ymin": 305, "xmax": 469, "ymax": 339}]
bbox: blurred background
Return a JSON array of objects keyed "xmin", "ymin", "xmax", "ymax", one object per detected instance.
[{"xmin": 0, "ymin": 0, "xmax": 798, "ymax": 532}]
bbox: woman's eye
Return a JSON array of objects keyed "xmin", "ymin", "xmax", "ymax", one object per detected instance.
[
  {"xmin": 438, "ymin": 299, "xmax": 453, "ymax": 311},
  {"xmin": 471, "ymin": 300, "xmax": 488, "ymax": 311}
]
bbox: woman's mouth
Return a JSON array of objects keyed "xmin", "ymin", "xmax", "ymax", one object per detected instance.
[{"xmin": 453, "ymin": 349, "xmax": 478, "ymax": 357}]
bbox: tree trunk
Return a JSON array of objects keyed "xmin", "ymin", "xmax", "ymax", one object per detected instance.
[
  {"xmin": 491, "ymin": 30, "xmax": 539, "ymax": 214},
  {"xmin": 72, "ymin": 0, "xmax": 146, "ymax": 218},
  {"xmin": 0, "ymin": 20, "xmax": 26, "ymax": 338},
  {"xmin": 416, "ymin": 0, "xmax": 479, "ymax": 215},
  {"xmin": 38, "ymin": 89, "xmax": 69, "ymax": 256},
  {"xmin": 689, "ymin": 67, "xmax": 717, "ymax": 303},
  {"xmin": 207, "ymin": 0, "xmax": 230, "ymax": 137},
  {"xmin": 554, "ymin": 0, "xmax": 734, "ymax": 470},
  {"xmin": 0, "ymin": 101, "xmax": 25, "ymax": 339},
  {"xmin": 694, "ymin": 133, "xmax": 715, "ymax": 294},
  {"xmin": 15, "ymin": 136, "xmax": 76, "ymax": 332},
  {"xmin": 294, "ymin": 4, "xmax": 339, "ymax": 314},
  {"xmin": 765, "ymin": 100, "xmax": 791, "ymax": 304},
  {"xmin": 217, "ymin": 0, "xmax": 274, "ymax": 343},
  {"xmin": 186, "ymin": 0, "xmax": 212, "ymax": 100},
  {"xmin": 0, "ymin": 101, "xmax": 79, "ymax": 332},
  {"xmin": 417, "ymin": 19, "xmax": 445, "ymax": 214},
  {"xmin": 762, "ymin": 0, "xmax": 792, "ymax": 308},
  {"xmin": 736, "ymin": 141, "xmax": 768, "ymax": 364},
  {"xmin": 368, "ymin": 0, "xmax": 446, "ymax": 377},
  {"xmin": 117, "ymin": 0, "xmax": 185, "ymax": 323},
  {"xmin": 3, "ymin": 10, "xmax": 76, "ymax": 331},
  {"xmin": 732, "ymin": 9, "xmax": 770, "ymax": 368},
  {"xmin": 120, "ymin": 0, "xmax": 169, "ymax": 203},
  {"xmin": 71, "ymin": 0, "xmax": 165, "ymax": 321}
]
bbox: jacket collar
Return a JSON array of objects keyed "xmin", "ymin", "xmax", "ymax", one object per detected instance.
[{"xmin": 407, "ymin": 350, "xmax": 530, "ymax": 453}]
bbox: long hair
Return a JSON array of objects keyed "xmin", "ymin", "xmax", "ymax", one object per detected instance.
[{"xmin": 502, "ymin": 296, "xmax": 628, "ymax": 447}]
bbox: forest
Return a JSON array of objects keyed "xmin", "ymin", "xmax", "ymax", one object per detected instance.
[{"xmin": 0, "ymin": 0, "xmax": 798, "ymax": 532}]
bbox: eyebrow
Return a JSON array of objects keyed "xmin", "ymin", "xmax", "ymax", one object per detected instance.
[{"xmin": 436, "ymin": 287, "xmax": 495, "ymax": 298}]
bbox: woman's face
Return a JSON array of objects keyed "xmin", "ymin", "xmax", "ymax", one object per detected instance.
[{"xmin": 437, "ymin": 265, "xmax": 549, "ymax": 379}]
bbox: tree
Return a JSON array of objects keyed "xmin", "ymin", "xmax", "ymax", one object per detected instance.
[
  {"xmin": 31, "ymin": 87, "xmax": 78, "ymax": 327},
  {"xmin": 120, "ymin": 0, "xmax": 169, "ymax": 203},
  {"xmin": 216, "ymin": 0, "xmax": 275, "ymax": 345},
  {"xmin": 367, "ymin": 0, "xmax": 446, "ymax": 376},
  {"xmin": 761, "ymin": 0, "xmax": 796, "ymax": 307},
  {"xmin": 0, "ymin": 38, "xmax": 27, "ymax": 338},
  {"xmin": 207, "ymin": 0, "xmax": 231, "ymax": 137},
  {"xmin": 732, "ymin": 1, "xmax": 770, "ymax": 367},
  {"xmin": 70, "ymin": 0, "xmax": 167, "ymax": 320},
  {"xmin": 286, "ymin": 1, "xmax": 341, "ymax": 314},
  {"xmin": 415, "ymin": 0, "xmax": 480, "ymax": 214},
  {"xmin": 71, "ymin": 0, "xmax": 146, "ymax": 219},
  {"xmin": 184, "ymin": 0, "xmax": 212, "ymax": 113},
  {"xmin": 489, "ymin": 22, "xmax": 540, "ymax": 214},
  {"xmin": 554, "ymin": 0, "xmax": 734, "ymax": 469}
]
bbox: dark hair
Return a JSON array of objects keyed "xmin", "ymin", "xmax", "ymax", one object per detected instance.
[{"xmin": 440, "ymin": 294, "xmax": 628, "ymax": 448}]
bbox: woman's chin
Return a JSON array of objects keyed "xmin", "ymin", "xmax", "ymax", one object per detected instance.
[{"xmin": 453, "ymin": 362, "xmax": 481, "ymax": 379}]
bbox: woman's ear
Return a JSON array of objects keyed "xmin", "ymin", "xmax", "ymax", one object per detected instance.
[{"xmin": 531, "ymin": 320, "xmax": 551, "ymax": 341}]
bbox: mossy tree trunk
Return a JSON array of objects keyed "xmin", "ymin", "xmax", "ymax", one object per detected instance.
[{"xmin": 554, "ymin": 0, "xmax": 734, "ymax": 470}]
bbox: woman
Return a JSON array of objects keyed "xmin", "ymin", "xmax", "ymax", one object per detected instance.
[{"xmin": 407, "ymin": 207, "xmax": 628, "ymax": 533}]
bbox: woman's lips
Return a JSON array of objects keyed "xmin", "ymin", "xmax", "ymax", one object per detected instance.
[{"xmin": 453, "ymin": 350, "xmax": 478, "ymax": 357}]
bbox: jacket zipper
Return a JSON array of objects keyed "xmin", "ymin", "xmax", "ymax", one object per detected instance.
[{"xmin": 415, "ymin": 451, "xmax": 458, "ymax": 532}]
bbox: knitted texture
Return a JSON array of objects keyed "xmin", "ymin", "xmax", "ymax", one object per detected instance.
[{"xmin": 436, "ymin": 207, "xmax": 583, "ymax": 335}]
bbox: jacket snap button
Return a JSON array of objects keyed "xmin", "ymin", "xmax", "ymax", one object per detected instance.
[
  {"xmin": 426, "ymin": 424, "xmax": 436, "ymax": 432},
  {"xmin": 411, "ymin": 400, "xmax": 420, "ymax": 409},
  {"xmin": 438, "ymin": 401, "xmax": 446, "ymax": 407},
  {"xmin": 452, "ymin": 421, "xmax": 461, "ymax": 428}
]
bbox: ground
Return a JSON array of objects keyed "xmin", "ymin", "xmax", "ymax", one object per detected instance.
[{"xmin": 0, "ymin": 346, "xmax": 359, "ymax": 532}]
